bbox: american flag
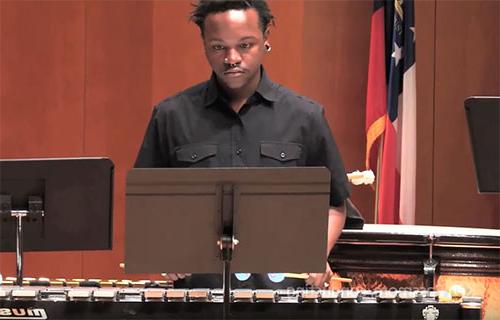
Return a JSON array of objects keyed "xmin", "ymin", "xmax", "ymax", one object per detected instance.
[{"xmin": 365, "ymin": 0, "xmax": 416, "ymax": 224}]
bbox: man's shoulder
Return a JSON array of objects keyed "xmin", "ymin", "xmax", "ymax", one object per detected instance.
[
  {"xmin": 154, "ymin": 80, "xmax": 209, "ymax": 112},
  {"xmin": 274, "ymin": 84, "xmax": 324, "ymax": 114}
]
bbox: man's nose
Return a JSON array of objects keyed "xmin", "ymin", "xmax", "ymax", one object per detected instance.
[{"xmin": 224, "ymin": 48, "xmax": 242, "ymax": 65}]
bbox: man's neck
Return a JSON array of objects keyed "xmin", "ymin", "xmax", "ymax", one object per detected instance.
[{"xmin": 220, "ymin": 69, "xmax": 261, "ymax": 113}]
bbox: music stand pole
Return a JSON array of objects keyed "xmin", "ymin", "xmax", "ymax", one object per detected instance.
[
  {"xmin": 12, "ymin": 210, "xmax": 27, "ymax": 286},
  {"xmin": 218, "ymin": 235, "xmax": 238, "ymax": 320},
  {"xmin": 217, "ymin": 182, "xmax": 240, "ymax": 320}
]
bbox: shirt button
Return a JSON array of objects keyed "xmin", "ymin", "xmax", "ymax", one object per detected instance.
[
  {"xmin": 236, "ymin": 148, "xmax": 242, "ymax": 155},
  {"xmin": 280, "ymin": 151, "xmax": 286, "ymax": 159},
  {"xmin": 191, "ymin": 153, "xmax": 198, "ymax": 160}
]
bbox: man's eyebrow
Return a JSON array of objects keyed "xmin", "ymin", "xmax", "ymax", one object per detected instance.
[
  {"xmin": 206, "ymin": 36, "xmax": 257, "ymax": 43},
  {"xmin": 240, "ymin": 36, "xmax": 258, "ymax": 41},
  {"xmin": 206, "ymin": 38, "xmax": 224, "ymax": 42}
]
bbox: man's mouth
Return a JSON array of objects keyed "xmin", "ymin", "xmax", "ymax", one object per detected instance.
[{"xmin": 224, "ymin": 68, "xmax": 245, "ymax": 76}]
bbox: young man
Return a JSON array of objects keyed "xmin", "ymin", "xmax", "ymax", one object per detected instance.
[{"xmin": 135, "ymin": 0, "xmax": 350, "ymax": 289}]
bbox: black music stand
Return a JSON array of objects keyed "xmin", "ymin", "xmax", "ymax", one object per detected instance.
[
  {"xmin": 0, "ymin": 157, "xmax": 114, "ymax": 285},
  {"xmin": 125, "ymin": 167, "xmax": 330, "ymax": 319},
  {"xmin": 465, "ymin": 96, "xmax": 500, "ymax": 193}
]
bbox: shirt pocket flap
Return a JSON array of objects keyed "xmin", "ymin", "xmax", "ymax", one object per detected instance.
[
  {"xmin": 260, "ymin": 142, "xmax": 302, "ymax": 162},
  {"xmin": 176, "ymin": 144, "xmax": 217, "ymax": 163}
]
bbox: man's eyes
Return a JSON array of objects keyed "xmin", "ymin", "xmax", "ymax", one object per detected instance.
[
  {"xmin": 212, "ymin": 44, "xmax": 225, "ymax": 51},
  {"xmin": 210, "ymin": 43, "xmax": 253, "ymax": 51},
  {"xmin": 239, "ymin": 43, "xmax": 252, "ymax": 49}
]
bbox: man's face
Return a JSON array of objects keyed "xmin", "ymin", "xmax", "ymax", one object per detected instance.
[{"xmin": 203, "ymin": 8, "xmax": 267, "ymax": 93}]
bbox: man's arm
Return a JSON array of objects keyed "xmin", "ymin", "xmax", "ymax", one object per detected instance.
[
  {"xmin": 326, "ymin": 204, "xmax": 346, "ymax": 255},
  {"xmin": 306, "ymin": 203, "xmax": 346, "ymax": 288}
]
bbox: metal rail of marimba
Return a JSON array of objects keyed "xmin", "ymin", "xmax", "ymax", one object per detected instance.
[{"xmin": 0, "ymin": 284, "xmax": 482, "ymax": 320}]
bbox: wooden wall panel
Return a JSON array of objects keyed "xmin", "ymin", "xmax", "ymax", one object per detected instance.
[
  {"xmin": 152, "ymin": 0, "xmax": 209, "ymax": 106},
  {"xmin": 82, "ymin": 1, "xmax": 154, "ymax": 279},
  {"xmin": 302, "ymin": 0, "xmax": 374, "ymax": 222},
  {"xmin": 414, "ymin": 0, "xmax": 436, "ymax": 225},
  {"xmin": 0, "ymin": 1, "xmax": 85, "ymax": 157},
  {"xmin": 264, "ymin": 0, "xmax": 304, "ymax": 93},
  {"xmin": 0, "ymin": 1, "xmax": 85, "ymax": 278},
  {"xmin": 434, "ymin": 0, "xmax": 499, "ymax": 228}
]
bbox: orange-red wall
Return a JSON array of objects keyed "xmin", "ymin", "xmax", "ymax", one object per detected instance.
[{"xmin": 0, "ymin": 0, "xmax": 498, "ymax": 279}]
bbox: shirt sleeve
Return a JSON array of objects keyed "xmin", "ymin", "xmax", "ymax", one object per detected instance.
[
  {"xmin": 134, "ymin": 106, "xmax": 169, "ymax": 168},
  {"xmin": 307, "ymin": 106, "xmax": 351, "ymax": 207}
]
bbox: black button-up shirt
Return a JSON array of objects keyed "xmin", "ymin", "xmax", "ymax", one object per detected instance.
[{"xmin": 135, "ymin": 68, "xmax": 350, "ymax": 207}]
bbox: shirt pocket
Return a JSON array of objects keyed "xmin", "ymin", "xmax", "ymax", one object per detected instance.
[
  {"xmin": 260, "ymin": 142, "xmax": 303, "ymax": 166},
  {"xmin": 175, "ymin": 143, "xmax": 217, "ymax": 167}
]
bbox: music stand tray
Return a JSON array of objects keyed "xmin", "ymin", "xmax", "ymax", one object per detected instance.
[
  {"xmin": 125, "ymin": 167, "xmax": 330, "ymax": 318},
  {"xmin": 0, "ymin": 157, "xmax": 114, "ymax": 284},
  {"xmin": 125, "ymin": 167, "xmax": 330, "ymax": 274}
]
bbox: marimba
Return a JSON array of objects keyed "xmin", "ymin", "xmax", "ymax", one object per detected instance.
[
  {"xmin": 0, "ymin": 284, "xmax": 482, "ymax": 319},
  {"xmin": 0, "ymin": 224, "xmax": 496, "ymax": 319}
]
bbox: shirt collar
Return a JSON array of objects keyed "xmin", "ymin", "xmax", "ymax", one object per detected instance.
[
  {"xmin": 255, "ymin": 67, "xmax": 280, "ymax": 103},
  {"xmin": 203, "ymin": 66, "xmax": 280, "ymax": 107}
]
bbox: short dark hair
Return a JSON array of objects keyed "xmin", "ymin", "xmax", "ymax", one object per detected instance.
[{"xmin": 190, "ymin": 0, "xmax": 275, "ymax": 36}]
